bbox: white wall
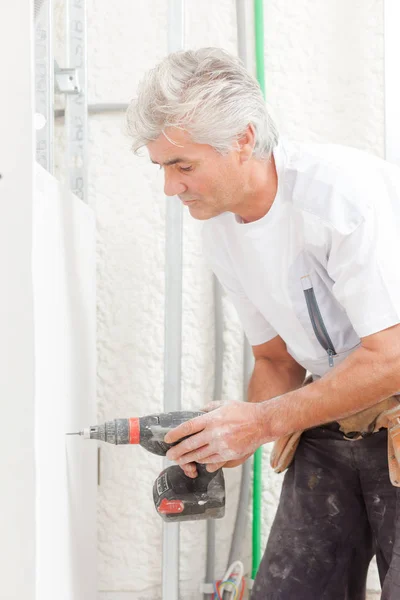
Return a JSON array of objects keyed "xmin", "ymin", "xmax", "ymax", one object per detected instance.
[
  {"xmin": 58, "ymin": 1, "xmax": 384, "ymax": 598},
  {"xmin": 0, "ymin": 3, "xmax": 98, "ymax": 597},
  {"xmin": 0, "ymin": 1, "xmax": 36, "ymax": 598},
  {"xmin": 33, "ymin": 165, "xmax": 97, "ymax": 600}
]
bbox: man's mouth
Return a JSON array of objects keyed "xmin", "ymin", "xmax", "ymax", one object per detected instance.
[{"xmin": 180, "ymin": 198, "xmax": 197, "ymax": 205}]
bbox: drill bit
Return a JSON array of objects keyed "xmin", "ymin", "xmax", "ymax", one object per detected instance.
[{"xmin": 66, "ymin": 428, "xmax": 92, "ymax": 439}]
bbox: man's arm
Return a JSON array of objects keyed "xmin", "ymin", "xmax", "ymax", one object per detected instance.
[
  {"xmin": 165, "ymin": 324, "xmax": 400, "ymax": 468},
  {"xmin": 257, "ymin": 323, "xmax": 400, "ymax": 441},
  {"xmin": 248, "ymin": 336, "xmax": 306, "ymax": 403}
]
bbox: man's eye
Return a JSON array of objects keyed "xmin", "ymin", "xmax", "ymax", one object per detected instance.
[{"xmin": 180, "ymin": 166, "xmax": 193, "ymax": 172}]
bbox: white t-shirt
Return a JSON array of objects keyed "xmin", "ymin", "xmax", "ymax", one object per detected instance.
[{"xmin": 202, "ymin": 138, "xmax": 400, "ymax": 377}]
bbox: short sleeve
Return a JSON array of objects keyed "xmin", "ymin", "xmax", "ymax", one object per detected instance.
[
  {"xmin": 202, "ymin": 224, "xmax": 277, "ymax": 346},
  {"xmin": 328, "ymin": 198, "xmax": 400, "ymax": 338}
]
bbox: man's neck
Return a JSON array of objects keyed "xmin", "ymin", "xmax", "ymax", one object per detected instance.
[{"xmin": 236, "ymin": 155, "xmax": 278, "ymax": 223}]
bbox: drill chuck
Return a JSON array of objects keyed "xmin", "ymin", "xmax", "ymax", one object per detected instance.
[{"xmin": 83, "ymin": 419, "xmax": 134, "ymax": 445}]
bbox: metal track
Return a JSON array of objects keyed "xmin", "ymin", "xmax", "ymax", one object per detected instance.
[{"xmin": 162, "ymin": 2, "xmax": 185, "ymax": 600}]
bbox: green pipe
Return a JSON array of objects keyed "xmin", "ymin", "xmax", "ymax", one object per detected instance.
[
  {"xmin": 252, "ymin": 0, "xmax": 265, "ymax": 582},
  {"xmin": 252, "ymin": 449, "xmax": 263, "ymax": 579},
  {"xmin": 254, "ymin": 0, "xmax": 266, "ymax": 97}
]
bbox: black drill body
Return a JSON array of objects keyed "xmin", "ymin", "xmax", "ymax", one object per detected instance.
[
  {"xmin": 138, "ymin": 410, "xmax": 204, "ymax": 455},
  {"xmin": 71, "ymin": 410, "xmax": 225, "ymax": 522}
]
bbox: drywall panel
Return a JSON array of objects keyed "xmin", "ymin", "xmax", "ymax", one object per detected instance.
[
  {"xmin": 33, "ymin": 164, "xmax": 97, "ymax": 600},
  {"xmin": 0, "ymin": 0, "xmax": 36, "ymax": 598}
]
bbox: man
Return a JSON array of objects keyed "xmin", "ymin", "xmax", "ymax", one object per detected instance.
[{"xmin": 127, "ymin": 47, "xmax": 400, "ymax": 599}]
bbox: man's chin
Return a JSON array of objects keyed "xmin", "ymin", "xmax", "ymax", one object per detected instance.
[{"xmin": 187, "ymin": 204, "xmax": 217, "ymax": 221}]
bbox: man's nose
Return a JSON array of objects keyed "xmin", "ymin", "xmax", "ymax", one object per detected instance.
[{"xmin": 163, "ymin": 171, "xmax": 187, "ymax": 197}]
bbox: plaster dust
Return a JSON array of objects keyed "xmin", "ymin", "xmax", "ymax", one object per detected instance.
[{"xmin": 54, "ymin": 0, "xmax": 384, "ymax": 597}]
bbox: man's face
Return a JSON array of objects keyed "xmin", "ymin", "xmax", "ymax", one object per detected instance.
[{"xmin": 147, "ymin": 127, "xmax": 246, "ymax": 220}]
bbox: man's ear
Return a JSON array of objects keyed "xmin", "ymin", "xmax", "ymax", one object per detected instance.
[{"xmin": 237, "ymin": 124, "xmax": 256, "ymax": 162}]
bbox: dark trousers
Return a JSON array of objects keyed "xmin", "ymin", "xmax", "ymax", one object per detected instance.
[{"xmin": 251, "ymin": 426, "xmax": 400, "ymax": 600}]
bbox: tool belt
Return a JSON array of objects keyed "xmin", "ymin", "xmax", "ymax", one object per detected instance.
[{"xmin": 270, "ymin": 386, "xmax": 400, "ymax": 487}]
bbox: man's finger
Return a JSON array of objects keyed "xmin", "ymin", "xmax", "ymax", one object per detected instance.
[
  {"xmin": 223, "ymin": 453, "xmax": 253, "ymax": 469},
  {"xmin": 164, "ymin": 414, "xmax": 207, "ymax": 444},
  {"xmin": 181, "ymin": 462, "xmax": 198, "ymax": 478},
  {"xmin": 206, "ymin": 461, "xmax": 226, "ymax": 472},
  {"xmin": 166, "ymin": 431, "xmax": 209, "ymax": 461},
  {"xmin": 197, "ymin": 453, "xmax": 230, "ymax": 464},
  {"xmin": 174, "ymin": 444, "xmax": 215, "ymax": 466}
]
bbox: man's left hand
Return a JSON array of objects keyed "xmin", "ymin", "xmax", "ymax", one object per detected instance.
[{"xmin": 164, "ymin": 400, "xmax": 268, "ymax": 469}]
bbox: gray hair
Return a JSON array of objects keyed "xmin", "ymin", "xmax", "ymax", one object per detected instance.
[{"xmin": 126, "ymin": 47, "xmax": 279, "ymax": 159}]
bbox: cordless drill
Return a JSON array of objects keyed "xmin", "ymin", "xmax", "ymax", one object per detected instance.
[{"xmin": 67, "ymin": 411, "xmax": 225, "ymax": 523}]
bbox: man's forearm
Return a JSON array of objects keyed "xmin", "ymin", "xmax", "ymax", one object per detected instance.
[
  {"xmin": 258, "ymin": 328, "xmax": 400, "ymax": 441},
  {"xmin": 248, "ymin": 357, "xmax": 306, "ymax": 403},
  {"xmin": 221, "ymin": 357, "xmax": 305, "ymax": 468}
]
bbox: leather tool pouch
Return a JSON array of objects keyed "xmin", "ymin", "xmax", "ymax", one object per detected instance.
[
  {"xmin": 270, "ymin": 430, "xmax": 302, "ymax": 474},
  {"xmin": 375, "ymin": 402, "xmax": 400, "ymax": 487},
  {"xmin": 270, "ymin": 375, "xmax": 312, "ymax": 474},
  {"xmin": 337, "ymin": 396, "xmax": 400, "ymax": 439}
]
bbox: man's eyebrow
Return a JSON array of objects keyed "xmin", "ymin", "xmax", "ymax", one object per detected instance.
[{"xmin": 150, "ymin": 157, "xmax": 192, "ymax": 166}]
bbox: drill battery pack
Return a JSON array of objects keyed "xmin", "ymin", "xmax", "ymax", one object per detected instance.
[{"xmin": 153, "ymin": 464, "xmax": 225, "ymax": 522}]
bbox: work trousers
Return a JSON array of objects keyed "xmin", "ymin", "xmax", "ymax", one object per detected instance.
[{"xmin": 251, "ymin": 425, "xmax": 400, "ymax": 600}]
